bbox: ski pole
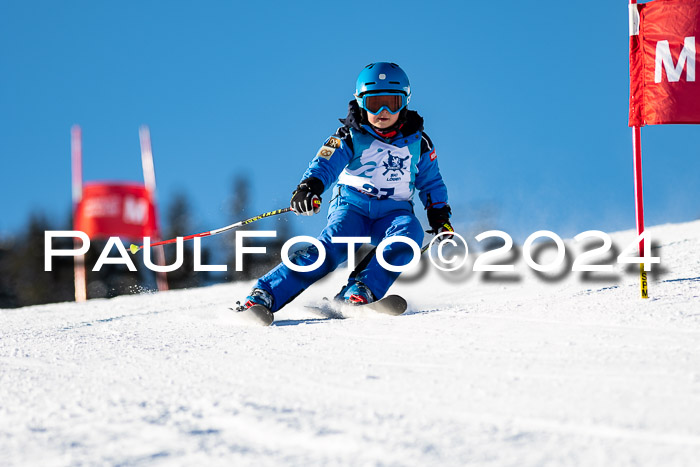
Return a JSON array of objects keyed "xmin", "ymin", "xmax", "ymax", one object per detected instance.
[
  {"xmin": 420, "ymin": 231, "xmax": 454, "ymax": 254},
  {"xmin": 129, "ymin": 200, "xmax": 319, "ymax": 254},
  {"xmin": 421, "ymin": 222, "xmax": 456, "ymax": 254}
]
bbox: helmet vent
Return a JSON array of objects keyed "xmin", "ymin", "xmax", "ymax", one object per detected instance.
[
  {"xmin": 365, "ymin": 81, "xmax": 376, "ymax": 85},
  {"xmin": 389, "ymin": 81, "xmax": 400, "ymax": 84}
]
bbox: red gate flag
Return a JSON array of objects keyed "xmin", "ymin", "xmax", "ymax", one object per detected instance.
[
  {"xmin": 74, "ymin": 182, "xmax": 159, "ymax": 239},
  {"xmin": 629, "ymin": 0, "xmax": 700, "ymax": 126}
]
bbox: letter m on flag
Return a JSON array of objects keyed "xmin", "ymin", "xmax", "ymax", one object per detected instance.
[{"xmin": 629, "ymin": 0, "xmax": 700, "ymax": 126}]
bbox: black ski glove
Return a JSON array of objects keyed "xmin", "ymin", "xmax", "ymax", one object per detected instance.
[
  {"xmin": 426, "ymin": 205, "xmax": 454, "ymax": 241},
  {"xmin": 290, "ymin": 177, "xmax": 324, "ymax": 216}
]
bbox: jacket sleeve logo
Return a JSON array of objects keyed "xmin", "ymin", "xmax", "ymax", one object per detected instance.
[
  {"xmin": 325, "ymin": 137, "xmax": 341, "ymax": 148},
  {"xmin": 316, "ymin": 137, "xmax": 342, "ymax": 160}
]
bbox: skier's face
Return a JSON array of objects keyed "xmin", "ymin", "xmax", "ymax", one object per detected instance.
[{"xmin": 367, "ymin": 109, "xmax": 399, "ymax": 129}]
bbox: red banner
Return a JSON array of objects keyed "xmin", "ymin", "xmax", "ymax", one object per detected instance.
[
  {"xmin": 74, "ymin": 183, "xmax": 159, "ymax": 239},
  {"xmin": 629, "ymin": 0, "xmax": 700, "ymax": 126}
]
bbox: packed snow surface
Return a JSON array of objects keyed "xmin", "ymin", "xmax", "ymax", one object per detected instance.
[{"xmin": 2, "ymin": 221, "xmax": 700, "ymax": 466}]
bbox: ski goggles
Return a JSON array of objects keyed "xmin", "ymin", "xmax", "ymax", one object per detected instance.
[{"xmin": 358, "ymin": 92, "xmax": 407, "ymax": 115}]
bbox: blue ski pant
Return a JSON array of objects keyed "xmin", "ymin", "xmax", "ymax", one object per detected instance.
[{"xmin": 254, "ymin": 186, "xmax": 424, "ymax": 312}]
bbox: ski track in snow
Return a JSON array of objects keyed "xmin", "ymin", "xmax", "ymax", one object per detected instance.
[{"xmin": 1, "ymin": 221, "xmax": 700, "ymax": 466}]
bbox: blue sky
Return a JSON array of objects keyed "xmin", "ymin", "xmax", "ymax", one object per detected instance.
[{"xmin": 2, "ymin": 0, "xmax": 699, "ymax": 245}]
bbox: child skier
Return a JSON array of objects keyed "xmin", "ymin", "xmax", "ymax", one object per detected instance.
[{"xmin": 237, "ymin": 62, "xmax": 453, "ymax": 317}]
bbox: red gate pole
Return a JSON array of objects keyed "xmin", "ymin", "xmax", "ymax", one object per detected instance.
[
  {"xmin": 629, "ymin": 0, "xmax": 649, "ymax": 299},
  {"xmin": 71, "ymin": 125, "xmax": 87, "ymax": 302},
  {"xmin": 139, "ymin": 126, "xmax": 169, "ymax": 291},
  {"xmin": 632, "ymin": 126, "xmax": 649, "ymax": 298}
]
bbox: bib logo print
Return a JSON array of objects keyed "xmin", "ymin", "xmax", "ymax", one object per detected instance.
[{"xmin": 383, "ymin": 150, "xmax": 410, "ymax": 181}]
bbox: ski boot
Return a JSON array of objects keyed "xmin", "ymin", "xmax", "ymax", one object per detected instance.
[{"xmin": 338, "ymin": 281, "xmax": 376, "ymax": 305}]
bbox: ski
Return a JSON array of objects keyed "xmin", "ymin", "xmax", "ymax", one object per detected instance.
[
  {"xmin": 306, "ymin": 294, "xmax": 407, "ymax": 318},
  {"xmin": 234, "ymin": 304, "xmax": 274, "ymax": 326}
]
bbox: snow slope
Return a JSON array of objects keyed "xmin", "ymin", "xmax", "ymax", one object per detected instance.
[{"xmin": 2, "ymin": 221, "xmax": 699, "ymax": 466}]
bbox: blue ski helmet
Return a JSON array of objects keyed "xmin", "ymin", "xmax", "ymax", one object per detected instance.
[{"xmin": 354, "ymin": 62, "xmax": 411, "ymax": 107}]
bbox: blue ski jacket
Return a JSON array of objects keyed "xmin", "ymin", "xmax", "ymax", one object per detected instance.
[{"xmin": 300, "ymin": 101, "xmax": 449, "ymax": 214}]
